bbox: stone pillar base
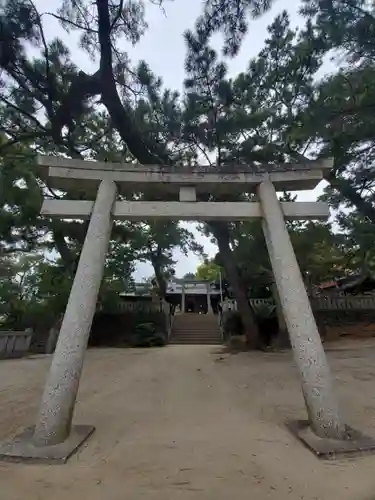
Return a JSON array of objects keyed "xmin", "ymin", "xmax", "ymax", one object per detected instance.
[
  {"xmin": 0, "ymin": 425, "xmax": 95, "ymax": 464},
  {"xmin": 286, "ymin": 420, "xmax": 375, "ymax": 460}
]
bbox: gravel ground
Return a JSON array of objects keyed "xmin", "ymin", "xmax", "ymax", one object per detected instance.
[{"xmin": 0, "ymin": 341, "xmax": 375, "ymax": 500}]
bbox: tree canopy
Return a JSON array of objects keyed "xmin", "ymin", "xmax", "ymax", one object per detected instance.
[{"xmin": 0, "ymin": 0, "xmax": 374, "ymax": 347}]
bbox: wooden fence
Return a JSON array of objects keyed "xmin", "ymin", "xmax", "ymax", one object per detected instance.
[
  {"xmin": 104, "ymin": 295, "xmax": 375, "ymax": 315},
  {"xmin": 98, "ymin": 300, "xmax": 169, "ymax": 314},
  {"xmin": 222, "ymin": 298, "xmax": 273, "ymax": 312},
  {"xmin": 222, "ymin": 295, "xmax": 375, "ymax": 312}
]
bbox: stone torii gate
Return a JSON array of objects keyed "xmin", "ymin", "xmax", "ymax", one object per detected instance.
[{"xmin": 1, "ymin": 157, "xmax": 374, "ymax": 463}]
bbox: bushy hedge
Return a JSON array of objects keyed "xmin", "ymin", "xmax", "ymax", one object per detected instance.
[
  {"xmin": 130, "ymin": 322, "xmax": 166, "ymax": 347},
  {"xmin": 89, "ymin": 310, "xmax": 167, "ymax": 347}
]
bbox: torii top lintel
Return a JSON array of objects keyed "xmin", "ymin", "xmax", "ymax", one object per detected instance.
[{"xmin": 38, "ymin": 156, "xmax": 332, "ymax": 194}]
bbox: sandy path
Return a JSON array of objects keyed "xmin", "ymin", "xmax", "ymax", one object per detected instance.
[{"xmin": 0, "ymin": 343, "xmax": 375, "ymax": 499}]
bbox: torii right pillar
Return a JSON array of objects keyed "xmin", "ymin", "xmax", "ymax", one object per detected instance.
[{"xmin": 258, "ymin": 177, "xmax": 347, "ymax": 439}]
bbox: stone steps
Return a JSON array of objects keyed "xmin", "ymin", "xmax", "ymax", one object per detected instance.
[
  {"xmin": 172, "ymin": 331, "xmax": 220, "ymax": 335},
  {"xmin": 172, "ymin": 336, "xmax": 221, "ymax": 338},
  {"xmin": 170, "ymin": 340, "xmax": 222, "ymax": 345},
  {"xmin": 170, "ymin": 313, "xmax": 222, "ymax": 345}
]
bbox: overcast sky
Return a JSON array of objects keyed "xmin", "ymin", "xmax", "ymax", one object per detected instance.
[{"xmin": 33, "ymin": 0, "xmax": 334, "ymax": 280}]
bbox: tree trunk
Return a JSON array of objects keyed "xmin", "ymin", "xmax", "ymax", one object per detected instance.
[
  {"xmin": 209, "ymin": 222, "xmax": 260, "ymax": 348},
  {"xmin": 150, "ymin": 250, "xmax": 167, "ymax": 299},
  {"xmin": 271, "ymin": 282, "xmax": 290, "ymax": 349},
  {"xmin": 152, "ymin": 264, "xmax": 167, "ymax": 298},
  {"xmin": 51, "ymin": 225, "xmax": 76, "ymax": 273},
  {"xmin": 46, "ymin": 316, "xmax": 64, "ymax": 354},
  {"xmin": 96, "ymin": 0, "xmax": 168, "ymax": 165},
  {"xmin": 52, "ymin": 220, "xmax": 90, "ymax": 276}
]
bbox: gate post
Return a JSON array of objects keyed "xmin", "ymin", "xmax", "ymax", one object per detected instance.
[
  {"xmin": 32, "ymin": 179, "xmax": 117, "ymax": 447},
  {"xmin": 181, "ymin": 282, "xmax": 186, "ymax": 313},
  {"xmin": 257, "ymin": 177, "xmax": 346, "ymax": 439},
  {"xmin": 206, "ymin": 282, "xmax": 213, "ymax": 314}
]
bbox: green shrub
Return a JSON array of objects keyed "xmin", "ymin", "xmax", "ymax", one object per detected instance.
[{"xmin": 130, "ymin": 322, "xmax": 166, "ymax": 347}]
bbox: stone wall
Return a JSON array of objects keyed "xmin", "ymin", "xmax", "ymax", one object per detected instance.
[
  {"xmin": 311, "ymin": 295, "xmax": 375, "ymax": 311},
  {"xmin": 224, "ymin": 295, "xmax": 375, "ymax": 342},
  {"xmin": 27, "ymin": 301, "xmax": 171, "ymax": 353},
  {"xmin": 315, "ymin": 310, "xmax": 375, "ymax": 342},
  {"xmin": 223, "ymin": 297, "xmax": 375, "ymax": 344},
  {"xmin": 0, "ymin": 330, "xmax": 33, "ymax": 359}
]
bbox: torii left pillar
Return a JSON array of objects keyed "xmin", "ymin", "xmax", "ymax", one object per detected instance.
[{"xmin": 0, "ymin": 179, "xmax": 117, "ymax": 463}]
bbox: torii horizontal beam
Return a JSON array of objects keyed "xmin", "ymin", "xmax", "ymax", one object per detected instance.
[
  {"xmin": 41, "ymin": 200, "xmax": 330, "ymax": 221},
  {"xmin": 38, "ymin": 156, "xmax": 332, "ymax": 193}
]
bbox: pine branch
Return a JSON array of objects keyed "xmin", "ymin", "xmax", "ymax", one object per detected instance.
[
  {"xmin": 95, "ymin": 0, "xmax": 170, "ymax": 164},
  {"xmin": 44, "ymin": 12, "xmax": 98, "ymax": 33}
]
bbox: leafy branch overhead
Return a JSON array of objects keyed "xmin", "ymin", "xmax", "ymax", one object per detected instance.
[{"xmin": 0, "ymin": 0, "xmax": 374, "ymax": 344}]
